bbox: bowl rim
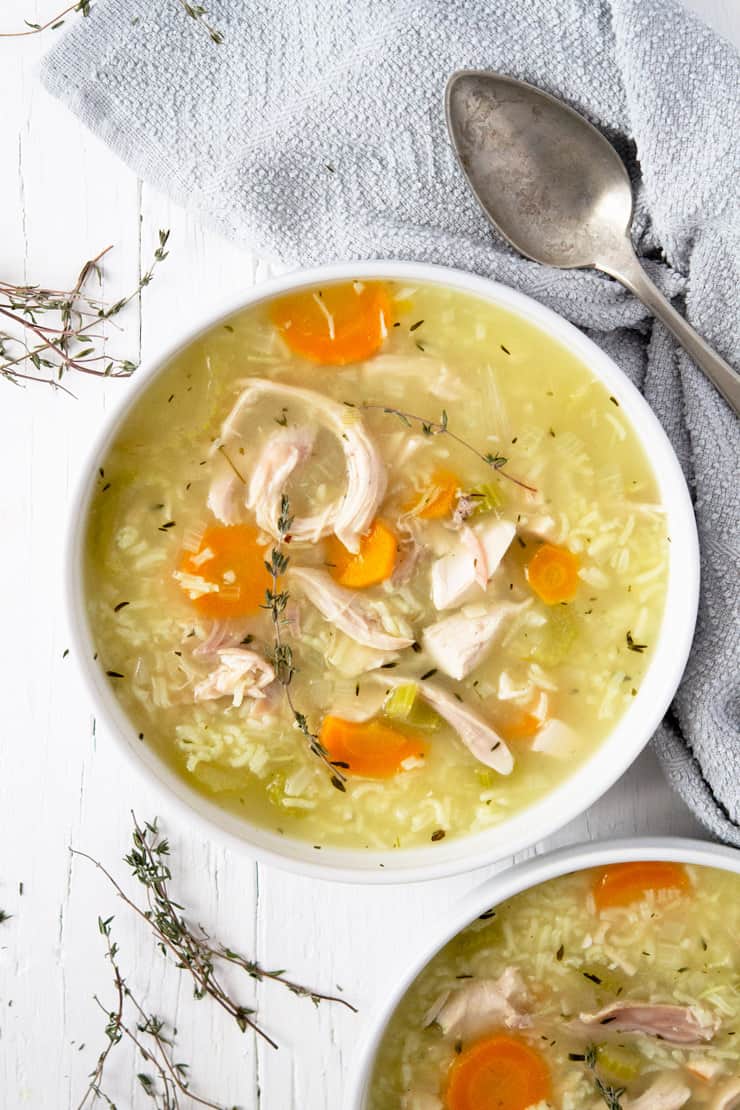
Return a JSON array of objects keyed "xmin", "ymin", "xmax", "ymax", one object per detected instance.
[
  {"xmin": 66, "ymin": 259, "xmax": 700, "ymax": 884},
  {"xmin": 348, "ymin": 835, "xmax": 740, "ymax": 1107}
]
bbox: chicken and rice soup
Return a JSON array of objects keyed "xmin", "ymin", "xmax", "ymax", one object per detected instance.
[
  {"xmin": 85, "ymin": 279, "xmax": 669, "ymax": 849},
  {"xmin": 368, "ymin": 862, "xmax": 740, "ymax": 1109}
]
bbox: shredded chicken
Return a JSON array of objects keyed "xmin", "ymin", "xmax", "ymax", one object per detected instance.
[
  {"xmin": 193, "ymin": 648, "xmax": 275, "ymax": 708},
  {"xmin": 289, "ymin": 567, "xmax": 414, "ymax": 652},
  {"xmin": 710, "ymin": 1079, "xmax": 740, "ymax": 1110},
  {"xmin": 530, "ymin": 717, "xmax": 579, "ymax": 758},
  {"xmin": 422, "ymin": 603, "xmax": 524, "ymax": 681},
  {"xmin": 423, "ymin": 967, "xmax": 531, "ymax": 1041},
  {"xmin": 392, "ymin": 518, "xmax": 424, "ymax": 586},
  {"xmin": 572, "ymin": 1001, "xmax": 719, "ymax": 1045},
  {"xmin": 192, "ymin": 620, "xmax": 252, "ymax": 657},
  {"xmin": 625, "ymin": 1074, "xmax": 691, "ymax": 1110},
  {"xmin": 207, "ymin": 467, "xmax": 240, "ymax": 525},
  {"xmin": 380, "ymin": 675, "xmax": 513, "ymax": 774},
  {"xmin": 212, "ymin": 378, "xmax": 386, "ymax": 551},
  {"xmin": 246, "ymin": 424, "xmax": 317, "ymax": 536},
  {"xmin": 431, "ymin": 520, "xmax": 515, "ymax": 609}
]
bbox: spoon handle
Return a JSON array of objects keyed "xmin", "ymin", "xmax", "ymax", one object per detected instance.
[{"xmin": 599, "ymin": 243, "xmax": 740, "ymax": 415}]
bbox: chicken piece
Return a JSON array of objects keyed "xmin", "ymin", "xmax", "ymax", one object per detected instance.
[
  {"xmin": 530, "ymin": 717, "xmax": 579, "ymax": 758},
  {"xmin": 392, "ymin": 519, "xmax": 424, "ymax": 586},
  {"xmin": 431, "ymin": 520, "xmax": 515, "ymax": 610},
  {"xmin": 246, "ymin": 424, "xmax": 317, "ymax": 537},
  {"xmin": 213, "ymin": 378, "xmax": 386, "ymax": 551},
  {"xmin": 401, "ymin": 1093, "xmax": 443, "ymax": 1110},
  {"xmin": 192, "ymin": 620, "xmax": 253, "ymax": 656},
  {"xmin": 573, "ymin": 1001, "xmax": 719, "ymax": 1045},
  {"xmin": 626, "ymin": 1075, "xmax": 691, "ymax": 1110},
  {"xmin": 710, "ymin": 1080, "xmax": 740, "ymax": 1110},
  {"xmin": 193, "ymin": 648, "xmax": 275, "ymax": 708},
  {"xmin": 424, "ymin": 967, "xmax": 531, "ymax": 1041},
  {"xmin": 207, "ymin": 468, "xmax": 240, "ymax": 525},
  {"xmin": 381, "ymin": 675, "xmax": 513, "ymax": 774},
  {"xmin": 422, "ymin": 603, "xmax": 524, "ymax": 681},
  {"xmin": 289, "ymin": 567, "xmax": 414, "ymax": 652}
]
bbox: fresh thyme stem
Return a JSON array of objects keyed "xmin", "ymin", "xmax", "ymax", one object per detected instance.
[
  {"xmin": 0, "ymin": 0, "xmax": 89, "ymax": 37},
  {"xmin": 353, "ymin": 401, "xmax": 537, "ymax": 494},
  {"xmin": 71, "ymin": 813, "xmax": 354, "ymax": 1067},
  {"xmin": 1, "ymin": 1, "xmax": 223, "ymax": 42},
  {"xmin": 175, "ymin": 1, "xmax": 224, "ymax": 43},
  {"xmin": 80, "ymin": 918, "xmax": 224, "ymax": 1109},
  {"xmin": 1, "ymin": 230, "xmax": 169, "ymax": 390},
  {"xmin": 585, "ymin": 1045, "xmax": 625, "ymax": 1110},
  {"xmin": 264, "ymin": 495, "xmax": 348, "ymax": 792}
]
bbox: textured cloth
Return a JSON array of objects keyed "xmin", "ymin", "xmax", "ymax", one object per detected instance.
[{"xmin": 42, "ymin": 0, "xmax": 740, "ymax": 841}]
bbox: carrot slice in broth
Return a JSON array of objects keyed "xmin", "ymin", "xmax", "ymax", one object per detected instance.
[
  {"xmin": 177, "ymin": 523, "xmax": 271, "ymax": 619},
  {"xmin": 406, "ymin": 469, "xmax": 460, "ymax": 519},
  {"xmin": 526, "ymin": 542, "xmax": 579, "ymax": 604},
  {"xmin": 445, "ymin": 1034, "xmax": 552, "ymax": 1110},
  {"xmin": 593, "ymin": 861, "xmax": 690, "ymax": 912},
  {"xmin": 326, "ymin": 519, "xmax": 397, "ymax": 588},
  {"xmin": 270, "ymin": 281, "xmax": 391, "ymax": 365},
  {"xmin": 319, "ymin": 716, "xmax": 426, "ymax": 778}
]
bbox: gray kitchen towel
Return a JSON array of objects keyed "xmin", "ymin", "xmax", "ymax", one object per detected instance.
[{"xmin": 41, "ymin": 0, "xmax": 740, "ymax": 842}]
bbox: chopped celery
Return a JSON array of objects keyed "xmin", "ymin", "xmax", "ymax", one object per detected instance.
[
  {"xmin": 596, "ymin": 1044, "xmax": 641, "ymax": 1082},
  {"xmin": 265, "ymin": 772, "xmax": 306, "ymax": 816},
  {"xmin": 523, "ymin": 605, "xmax": 578, "ymax": 666},
  {"xmin": 384, "ymin": 683, "xmax": 417, "ymax": 720},
  {"xmin": 384, "ymin": 683, "xmax": 441, "ymax": 730},
  {"xmin": 468, "ymin": 481, "xmax": 505, "ymax": 516},
  {"xmin": 475, "ymin": 768, "xmax": 497, "ymax": 790}
]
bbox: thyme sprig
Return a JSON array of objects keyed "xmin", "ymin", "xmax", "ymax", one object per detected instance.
[
  {"xmin": 176, "ymin": 1, "xmax": 224, "ymax": 43},
  {"xmin": 585, "ymin": 1045, "xmax": 625, "ymax": 1110},
  {"xmin": 0, "ymin": 0, "xmax": 90, "ymax": 37},
  {"xmin": 350, "ymin": 401, "xmax": 537, "ymax": 493},
  {"xmin": 264, "ymin": 495, "xmax": 347, "ymax": 792},
  {"xmin": 1, "ymin": 231, "xmax": 169, "ymax": 392},
  {"xmin": 71, "ymin": 813, "xmax": 355, "ymax": 1063},
  {"xmin": 79, "ymin": 917, "xmax": 228, "ymax": 1109},
  {"xmin": 1, "ymin": 1, "xmax": 223, "ymax": 41}
]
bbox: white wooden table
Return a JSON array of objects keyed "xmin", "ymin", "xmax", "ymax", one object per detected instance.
[{"xmin": 1, "ymin": 2, "xmax": 736, "ymax": 1106}]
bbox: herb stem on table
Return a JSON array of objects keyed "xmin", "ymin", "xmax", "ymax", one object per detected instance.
[
  {"xmin": 1, "ymin": 1, "xmax": 223, "ymax": 42},
  {"xmin": 1, "ymin": 230, "xmax": 169, "ymax": 391},
  {"xmin": 79, "ymin": 917, "xmax": 224, "ymax": 1109},
  {"xmin": 349, "ymin": 401, "xmax": 537, "ymax": 493},
  {"xmin": 0, "ymin": 0, "xmax": 90, "ymax": 36},
  {"xmin": 264, "ymin": 495, "xmax": 347, "ymax": 792},
  {"xmin": 71, "ymin": 813, "xmax": 355, "ymax": 1074}
]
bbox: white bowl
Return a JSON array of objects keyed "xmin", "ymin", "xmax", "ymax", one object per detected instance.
[
  {"xmin": 67, "ymin": 261, "xmax": 699, "ymax": 883},
  {"xmin": 348, "ymin": 836, "xmax": 740, "ymax": 1107}
]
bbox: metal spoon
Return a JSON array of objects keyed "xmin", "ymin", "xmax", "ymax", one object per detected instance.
[{"xmin": 446, "ymin": 70, "xmax": 740, "ymax": 414}]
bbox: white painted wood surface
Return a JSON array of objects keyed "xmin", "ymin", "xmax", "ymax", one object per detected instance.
[{"xmin": 0, "ymin": 2, "xmax": 736, "ymax": 1106}]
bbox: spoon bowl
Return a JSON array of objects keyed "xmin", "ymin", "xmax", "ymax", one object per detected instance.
[{"xmin": 446, "ymin": 70, "xmax": 740, "ymax": 412}]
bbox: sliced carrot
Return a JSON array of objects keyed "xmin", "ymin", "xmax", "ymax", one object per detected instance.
[
  {"xmin": 406, "ymin": 469, "xmax": 460, "ymax": 519},
  {"xmin": 326, "ymin": 519, "xmax": 397, "ymax": 588},
  {"xmin": 319, "ymin": 716, "xmax": 426, "ymax": 778},
  {"xmin": 496, "ymin": 710, "xmax": 541, "ymax": 743},
  {"xmin": 270, "ymin": 281, "xmax": 391, "ymax": 365},
  {"xmin": 177, "ymin": 523, "xmax": 272, "ymax": 619},
  {"xmin": 445, "ymin": 1034, "xmax": 552, "ymax": 1110},
  {"xmin": 526, "ymin": 542, "xmax": 579, "ymax": 604},
  {"xmin": 592, "ymin": 861, "xmax": 690, "ymax": 912}
]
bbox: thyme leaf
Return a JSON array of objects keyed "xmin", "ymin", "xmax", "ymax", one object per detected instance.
[
  {"xmin": 264, "ymin": 495, "xmax": 347, "ymax": 791},
  {"xmin": 1, "ymin": 231, "xmax": 169, "ymax": 392},
  {"xmin": 71, "ymin": 812, "xmax": 355, "ymax": 1105},
  {"xmin": 357, "ymin": 402, "xmax": 536, "ymax": 494}
]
